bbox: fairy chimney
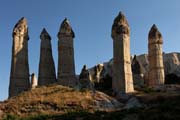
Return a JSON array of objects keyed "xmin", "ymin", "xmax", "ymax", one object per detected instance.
[
  {"xmin": 57, "ymin": 18, "xmax": 77, "ymax": 86},
  {"xmin": 9, "ymin": 17, "xmax": 30, "ymax": 97},
  {"xmin": 38, "ymin": 28, "xmax": 56, "ymax": 85},
  {"xmin": 111, "ymin": 12, "xmax": 134, "ymax": 94},
  {"xmin": 148, "ymin": 24, "xmax": 165, "ymax": 86}
]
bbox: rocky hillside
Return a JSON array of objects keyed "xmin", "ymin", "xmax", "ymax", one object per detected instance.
[
  {"xmin": 0, "ymin": 84, "xmax": 180, "ymax": 120},
  {"xmin": 1, "ymin": 52, "xmax": 180, "ymax": 119},
  {"xmin": 88, "ymin": 52, "xmax": 180, "ymax": 90},
  {"xmin": 0, "ymin": 85, "xmax": 122, "ymax": 119}
]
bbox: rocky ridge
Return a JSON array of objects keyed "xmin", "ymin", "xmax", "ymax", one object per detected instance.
[{"xmin": 88, "ymin": 52, "xmax": 180, "ymax": 89}]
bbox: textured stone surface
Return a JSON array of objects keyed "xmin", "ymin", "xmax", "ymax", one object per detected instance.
[
  {"xmin": 57, "ymin": 18, "xmax": 77, "ymax": 86},
  {"xmin": 111, "ymin": 12, "xmax": 134, "ymax": 93},
  {"xmin": 31, "ymin": 73, "xmax": 37, "ymax": 89},
  {"xmin": 132, "ymin": 55, "xmax": 144, "ymax": 86},
  {"xmin": 147, "ymin": 24, "xmax": 165, "ymax": 86},
  {"xmin": 9, "ymin": 17, "xmax": 30, "ymax": 97},
  {"xmin": 124, "ymin": 97, "xmax": 142, "ymax": 109},
  {"xmin": 163, "ymin": 53, "xmax": 180, "ymax": 76},
  {"xmin": 87, "ymin": 52, "xmax": 180, "ymax": 89},
  {"xmin": 38, "ymin": 28, "xmax": 56, "ymax": 86},
  {"xmin": 79, "ymin": 65, "xmax": 93, "ymax": 89}
]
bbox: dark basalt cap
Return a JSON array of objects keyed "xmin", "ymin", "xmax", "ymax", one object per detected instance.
[
  {"xmin": 58, "ymin": 18, "xmax": 75, "ymax": 38},
  {"xmin": 148, "ymin": 24, "xmax": 163, "ymax": 44},
  {"xmin": 40, "ymin": 28, "xmax": 51, "ymax": 40},
  {"xmin": 111, "ymin": 12, "xmax": 130, "ymax": 38}
]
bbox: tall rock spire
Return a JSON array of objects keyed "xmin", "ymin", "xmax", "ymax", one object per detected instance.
[
  {"xmin": 9, "ymin": 17, "xmax": 30, "ymax": 97},
  {"xmin": 147, "ymin": 24, "xmax": 165, "ymax": 86},
  {"xmin": 111, "ymin": 12, "xmax": 134, "ymax": 94},
  {"xmin": 38, "ymin": 28, "xmax": 56, "ymax": 85},
  {"xmin": 57, "ymin": 18, "xmax": 77, "ymax": 86}
]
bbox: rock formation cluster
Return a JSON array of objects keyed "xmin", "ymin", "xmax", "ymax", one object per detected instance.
[{"xmin": 8, "ymin": 11, "xmax": 166, "ymax": 97}]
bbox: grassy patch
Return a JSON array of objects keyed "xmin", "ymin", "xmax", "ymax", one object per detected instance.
[{"xmin": 142, "ymin": 87, "xmax": 156, "ymax": 93}]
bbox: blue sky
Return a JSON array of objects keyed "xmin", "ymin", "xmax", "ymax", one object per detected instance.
[{"xmin": 0, "ymin": 0, "xmax": 180, "ymax": 100}]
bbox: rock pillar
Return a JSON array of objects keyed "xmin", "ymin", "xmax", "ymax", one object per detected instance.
[
  {"xmin": 9, "ymin": 17, "xmax": 30, "ymax": 97},
  {"xmin": 57, "ymin": 18, "xmax": 77, "ymax": 86},
  {"xmin": 148, "ymin": 24, "xmax": 165, "ymax": 86},
  {"xmin": 132, "ymin": 55, "xmax": 144, "ymax": 86},
  {"xmin": 38, "ymin": 28, "xmax": 56, "ymax": 85},
  {"xmin": 31, "ymin": 73, "xmax": 37, "ymax": 89},
  {"xmin": 111, "ymin": 12, "xmax": 134, "ymax": 94},
  {"xmin": 79, "ymin": 65, "xmax": 93, "ymax": 89}
]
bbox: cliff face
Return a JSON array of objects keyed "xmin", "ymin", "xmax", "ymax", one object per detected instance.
[
  {"xmin": 88, "ymin": 52, "xmax": 180, "ymax": 89},
  {"xmin": 163, "ymin": 53, "xmax": 180, "ymax": 76}
]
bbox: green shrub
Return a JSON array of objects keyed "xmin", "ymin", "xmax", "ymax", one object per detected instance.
[{"xmin": 3, "ymin": 114, "xmax": 19, "ymax": 120}]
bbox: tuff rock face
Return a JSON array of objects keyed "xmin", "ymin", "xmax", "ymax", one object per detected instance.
[
  {"xmin": 57, "ymin": 18, "xmax": 77, "ymax": 86},
  {"xmin": 9, "ymin": 17, "xmax": 30, "ymax": 98},
  {"xmin": 132, "ymin": 55, "xmax": 144, "ymax": 87},
  {"xmin": 31, "ymin": 73, "xmax": 37, "ymax": 89},
  {"xmin": 58, "ymin": 18, "xmax": 75, "ymax": 38},
  {"xmin": 87, "ymin": 52, "xmax": 180, "ymax": 90},
  {"xmin": 38, "ymin": 28, "xmax": 56, "ymax": 86},
  {"xmin": 111, "ymin": 12, "xmax": 134, "ymax": 94},
  {"xmin": 147, "ymin": 24, "xmax": 165, "ymax": 86},
  {"xmin": 79, "ymin": 65, "xmax": 93, "ymax": 89},
  {"xmin": 111, "ymin": 12, "xmax": 130, "ymax": 37}
]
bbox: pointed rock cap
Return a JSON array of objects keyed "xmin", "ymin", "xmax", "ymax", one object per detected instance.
[
  {"xmin": 114, "ymin": 12, "xmax": 129, "ymax": 26},
  {"xmin": 111, "ymin": 12, "xmax": 130, "ymax": 38},
  {"xmin": 14, "ymin": 17, "xmax": 28, "ymax": 28},
  {"xmin": 58, "ymin": 18, "xmax": 75, "ymax": 38},
  {"xmin": 12, "ymin": 17, "xmax": 29, "ymax": 40},
  {"xmin": 40, "ymin": 28, "xmax": 51, "ymax": 40},
  {"xmin": 13, "ymin": 17, "xmax": 28, "ymax": 36},
  {"xmin": 83, "ymin": 64, "xmax": 87, "ymax": 70},
  {"xmin": 148, "ymin": 24, "xmax": 163, "ymax": 44}
]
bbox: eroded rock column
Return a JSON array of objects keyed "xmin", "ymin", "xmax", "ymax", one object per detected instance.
[
  {"xmin": 9, "ymin": 17, "xmax": 30, "ymax": 97},
  {"xmin": 79, "ymin": 65, "xmax": 93, "ymax": 89},
  {"xmin": 132, "ymin": 55, "xmax": 144, "ymax": 86},
  {"xmin": 148, "ymin": 24, "xmax": 165, "ymax": 86},
  {"xmin": 31, "ymin": 73, "xmax": 37, "ymax": 89},
  {"xmin": 57, "ymin": 18, "xmax": 77, "ymax": 86},
  {"xmin": 111, "ymin": 12, "xmax": 134, "ymax": 94},
  {"xmin": 38, "ymin": 28, "xmax": 56, "ymax": 85}
]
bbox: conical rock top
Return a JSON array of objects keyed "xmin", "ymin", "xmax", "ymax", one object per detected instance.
[
  {"xmin": 114, "ymin": 12, "xmax": 129, "ymax": 26},
  {"xmin": 40, "ymin": 28, "xmax": 51, "ymax": 40},
  {"xmin": 58, "ymin": 18, "xmax": 75, "ymax": 38},
  {"xmin": 112, "ymin": 12, "xmax": 130, "ymax": 37},
  {"xmin": 148, "ymin": 24, "xmax": 163, "ymax": 44},
  {"xmin": 13, "ymin": 17, "xmax": 28, "ymax": 36}
]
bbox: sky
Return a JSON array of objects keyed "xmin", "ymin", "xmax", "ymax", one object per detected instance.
[{"xmin": 0, "ymin": 0, "xmax": 180, "ymax": 100}]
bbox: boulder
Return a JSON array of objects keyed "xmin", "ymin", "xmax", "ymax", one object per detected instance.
[{"xmin": 124, "ymin": 97, "xmax": 142, "ymax": 109}]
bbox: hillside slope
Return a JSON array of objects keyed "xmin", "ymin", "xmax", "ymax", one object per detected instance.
[
  {"xmin": 0, "ymin": 85, "xmax": 121, "ymax": 119},
  {"xmin": 0, "ymin": 84, "xmax": 180, "ymax": 120}
]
